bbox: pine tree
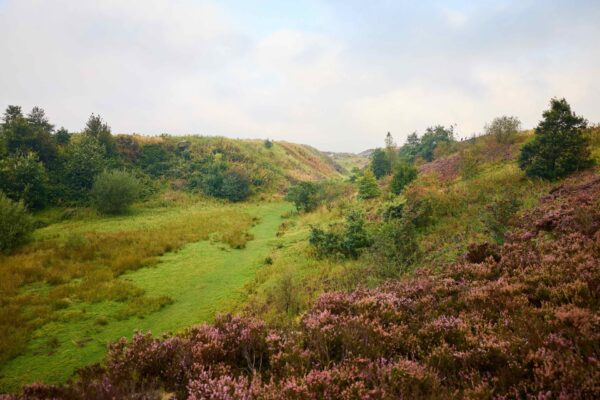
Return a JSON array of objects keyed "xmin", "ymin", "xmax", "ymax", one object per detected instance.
[{"xmin": 519, "ymin": 98, "xmax": 592, "ymax": 180}]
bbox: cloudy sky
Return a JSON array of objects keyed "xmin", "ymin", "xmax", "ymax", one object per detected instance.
[{"xmin": 1, "ymin": 0, "xmax": 599, "ymax": 152}]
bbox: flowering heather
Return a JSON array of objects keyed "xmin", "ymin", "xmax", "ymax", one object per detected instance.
[{"xmin": 7, "ymin": 173, "xmax": 600, "ymax": 399}]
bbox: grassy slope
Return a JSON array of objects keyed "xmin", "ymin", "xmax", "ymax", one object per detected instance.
[{"xmin": 0, "ymin": 201, "xmax": 292, "ymax": 391}]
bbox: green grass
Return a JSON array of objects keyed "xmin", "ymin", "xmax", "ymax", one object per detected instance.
[{"xmin": 0, "ymin": 201, "xmax": 292, "ymax": 392}]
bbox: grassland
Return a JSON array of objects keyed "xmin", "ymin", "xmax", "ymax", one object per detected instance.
[{"xmin": 0, "ymin": 197, "xmax": 292, "ymax": 391}]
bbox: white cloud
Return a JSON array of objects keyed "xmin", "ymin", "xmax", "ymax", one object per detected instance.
[{"xmin": 1, "ymin": 0, "xmax": 599, "ymax": 152}]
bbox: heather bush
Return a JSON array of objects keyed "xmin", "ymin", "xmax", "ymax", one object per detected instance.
[{"xmin": 0, "ymin": 193, "xmax": 34, "ymax": 254}]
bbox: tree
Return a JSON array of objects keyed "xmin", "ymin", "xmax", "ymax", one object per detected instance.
[
  {"xmin": 62, "ymin": 135, "xmax": 106, "ymax": 201},
  {"xmin": 139, "ymin": 143, "xmax": 169, "ymax": 177},
  {"xmin": 90, "ymin": 170, "xmax": 142, "ymax": 214},
  {"xmin": 384, "ymin": 132, "xmax": 397, "ymax": 167},
  {"xmin": 0, "ymin": 152, "xmax": 49, "ymax": 210},
  {"xmin": 370, "ymin": 148, "xmax": 391, "ymax": 179},
  {"xmin": 84, "ymin": 114, "xmax": 116, "ymax": 155},
  {"xmin": 357, "ymin": 169, "xmax": 380, "ymax": 199},
  {"xmin": 485, "ymin": 116, "xmax": 521, "ymax": 144},
  {"xmin": 0, "ymin": 192, "xmax": 34, "ymax": 254},
  {"xmin": 390, "ymin": 162, "xmax": 417, "ymax": 195},
  {"xmin": 264, "ymin": 139, "xmax": 273, "ymax": 149},
  {"xmin": 518, "ymin": 98, "xmax": 592, "ymax": 180},
  {"xmin": 54, "ymin": 127, "xmax": 71, "ymax": 145},
  {"xmin": 418, "ymin": 125, "xmax": 454, "ymax": 162},
  {"xmin": 285, "ymin": 181, "xmax": 320, "ymax": 212},
  {"xmin": 1, "ymin": 105, "xmax": 57, "ymax": 163},
  {"xmin": 398, "ymin": 132, "xmax": 420, "ymax": 162}
]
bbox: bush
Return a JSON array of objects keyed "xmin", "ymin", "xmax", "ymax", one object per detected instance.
[
  {"xmin": 90, "ymin": 170, "xmax": 142, "ymax": 214},
  {"xmin": 309, "ymin": 209, "xmax": 371, "ymax": 259},
  {"xmin": 357, "ymin": 170, "xmax": 380, "ymax": 199},
  {"xmin": 220, "ymin": 168, "xmax": 251, "ymax": 202},
  {"xmin": 485, "ymin": 115, "xmax": 521, "ymax": 144},
  {"xmin": 390, "ymin": 162, "xmax": 417, "ymax": 195},
  {"xmin": 285, "ymin": 181, "xmax": 320, "ymax": 212},
  {"xmin": 519, "ymin": 98, "xmax": 592, "ymax": 180},
  {"xmin": 371, "ymin": 218, "xmax": 419, "ymax": 277},
  {"xmin": 0, "ymin": 192, "xmax": 34, "ymax": 254},
  {"xmin": 61, "ymin": 135, "xmax": 106, "ymax": 201}
]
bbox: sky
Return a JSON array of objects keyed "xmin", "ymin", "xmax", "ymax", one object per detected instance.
[{"xmin": 1, "ymin": 0, "xmax": 599, "ymax": 152}]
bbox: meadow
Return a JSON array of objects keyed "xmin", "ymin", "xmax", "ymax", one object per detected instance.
[{"xmin": 0, "ymin": 196, "xmax": 292, "ymax": 391}]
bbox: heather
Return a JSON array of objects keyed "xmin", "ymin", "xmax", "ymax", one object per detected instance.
[{"xmin": 10, "ymin": 171, "xmax": 599, "ymax": 399}]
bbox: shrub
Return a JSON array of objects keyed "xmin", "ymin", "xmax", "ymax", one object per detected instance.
[
  {"xmin": 357, "ymin": 169, "xmax": 380, "ymax": 199},
  {"xmin": 61, "ymin": 135, "xmax": 106, "ymax": 201},
  {"xmin": 220, "ymin": 168, "xmax": 251, "ymax": 202},
  {"xmin": 264, "ymin": 139, "xmax": 273, "ymax": 149},
  {"xmin": 458, "ymin": 149, "xmax": 481, "ymax": 180},
  {"xmin": 485, "ymin": 115, "xmax": 521, "ymax": 144},
  {"xmin": 90, "ymin": 170, "xmax": 142, "ymax": 215},
  {"xmin": 0, "ymin": 192, "xmax": 34, "ymax": 254},
  {"xmin": 519, "ymin": 98, "xmax": 592, "ymax": 180},
  {"xmin": 285, "ymin": 181, "xmax": 320, "ymax": 212},
  {"xmin": 309, "ymin": 209, "xmax": 371, "ymax": 259},
  {"xmin": 390, "ymin": 162, "xmax": 417, "ymax": 195}
]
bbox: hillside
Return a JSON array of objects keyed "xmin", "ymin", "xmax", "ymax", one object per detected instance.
[
  {"xmin": 12, "ymin": 171, "xmax": 599, "ymax": 399},
  {"xmin": 2, "ymin": 102, "xmax": 600, "ymax": 398}
]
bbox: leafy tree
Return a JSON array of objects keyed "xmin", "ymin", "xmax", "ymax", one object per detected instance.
[
  {"xmin": 357, "ymin": 169, "xmax": 380, "ymax": 199},
  {"xmin": 418, "ymin": 125, "xmax": 454, "ymax": 162},
  {"xmin": 1, "ymin": 105, "xmax": 57, "ymax": 163},
  {"xmin": 264, "ymin": 139, "xmax": 273, "ymax": 149},
  {"xmin": 0, "ymin": 152, "xmax": 49, "ymax": 209},
  {"xmin": 90, "ymin": 170, "xmax": 142, "ymax": 214},
  {"xmin": 285, "ymin": 181, "xmax": 319, "ymax": 212},
  {"xmin": 54, "ymin": 127, "xmax": 71, "ymax": 145},
  {"xmin": 61, "ymin": 136, "xmax": 106, "ymax": 201},
  {"xmin": 0, "ymin": 192, "xmax": 34, "ymax": 254},
  {"xmin": 84, "ymin": 114, "xmax": 116, "ymax": 155},
  {"xmin": 485, "ymin": 116, "xmax": 521, "ymax": 144},
  {"xmin": 398, "ymin": 132, "xmax": 421, "ymax": 162},
  {"xmin": 519, "ymin": 98, "xmax": 592, "ymax": 180},
  {"xmin": 221, "ymin": 168, "xmax": 251, "ymax": 202},
  {"xmin": 370, "ymin": 148, "xmax": 391, "ymax": 178},
  {"xmin": 390, "ymin": 162, "xmax": 417, "ymax": 195}
]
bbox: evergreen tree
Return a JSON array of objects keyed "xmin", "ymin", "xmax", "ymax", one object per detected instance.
[
  {"xmin": 370, "ymin": 148, "xmax": 391, "ymax": 179},
  {"xmin": 390, "ymin": 162, "xmax": 417, "ymax": 195},
  {"xmin": 84, "ymin": 114, "xmax": 116, "ymax": 155},
  {"xmin": 357, "ymin": 169, "xmax": 380, "ymax": 199},
  {"xmin": 518, "ymin": 98, "xmax": 592, "ymax": 180}
]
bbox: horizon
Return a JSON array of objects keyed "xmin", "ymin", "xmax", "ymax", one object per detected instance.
[{"xmin": 1, "ymin": 0, "xmax": 600, "ymax": 153}]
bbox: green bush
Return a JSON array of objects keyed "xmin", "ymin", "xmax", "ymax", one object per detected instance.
[
  {"xmin": 309, "ymin": 209, "xmax": 371, "ymax": 259},
  {"xmin": 357, "ymin": 170, "xmax": 380, "ymax": 199},
  {"xmin": 90, "ymin": 170, "xmax": 142, "ymax": 214},
  {"xmin": 285, "ymin": 181, "xmax": 320, "ymax": 212},
  {"xmin": 0, "ymin": 192, "xmax": 34, "ymax": 254},
  {"xmin": 220, "ymin": 168, "xmax": 251, "ymax": 202},
  {"xmin": 371, "ymin": 218, "xmax": 419, "ymax": 277},
  {"xmin": 519, "ymin": 98, "xmax": 592, "ymax": 180},
  {"xmin": 390, "ymin": 162, "xmax": 417, "ymax": 195}
]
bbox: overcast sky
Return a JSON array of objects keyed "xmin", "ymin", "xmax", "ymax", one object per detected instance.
[{"xmin": 1, "ymin": 0, "xmax": 599, "ymax": 152}]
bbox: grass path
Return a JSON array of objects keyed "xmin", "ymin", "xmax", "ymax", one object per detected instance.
[{"xmin": 0, "ymin": 201, "xmax": 291, "ymax": 392}]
